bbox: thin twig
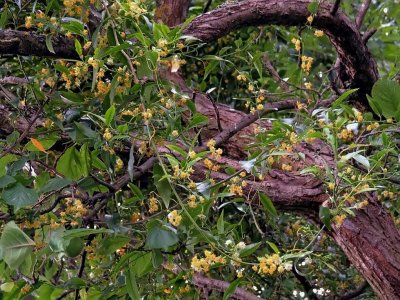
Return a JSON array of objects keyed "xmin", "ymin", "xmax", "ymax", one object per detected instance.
[
  {"xmin": 262, "ymin": 53, "xmax": 290, "ymax": 92},
  {"xmin": 203, "ymin": 0, "xmax": 212, "ymax": 13},
  {"xmin": 356, "ymin": 0, "xmax": 372, "ymax": 29}
]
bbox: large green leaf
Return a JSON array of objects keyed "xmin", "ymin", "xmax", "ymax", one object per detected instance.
[
  {"xmin": 2, "ymin": 183, "xmax": 38, "ymax": 211},
  {"xmin": 0, "ymin": 221, "xmax": 35, "ymax": 269},
  {"xmin": 40, "ymin": 177, "xmax": 72, "ymax": 193},
  {"xmin": 56, "ymin": 146, "xmax": 85, "ymax": 180},
  {"xmin": 98, "ymin": 235, "xmax": 131, "ymax": 255},
  {"xmin": 368, "ymin": 79, "xmax": 400, "ymax": 121},
  {"xmin": 145, "ymin": 224, "xmax": 178, "ymax": 250}
]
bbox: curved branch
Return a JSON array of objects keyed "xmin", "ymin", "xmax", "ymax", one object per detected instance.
[{"xmin": 183, "ymin": 0, "xmax": 378, "ymax": 108}]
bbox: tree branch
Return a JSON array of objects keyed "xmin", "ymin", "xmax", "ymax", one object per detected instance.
[
  {"xmin": 0, "ymin": 29, "xmax": 78, "ymax": 59},
  {"xmin": 192, "ymin": 273, "xmax": 260, "ymax": 300},
  {"xmin": 356, "ymin": 0, "xmax": 372, "ymax": 29},
  {"xmin": 183, "ymin": 0, "xmax": 378, "ymax": 108},
  {"xmin": 262, "ymin": 53, "xmax": 290, "ymax": 92}
]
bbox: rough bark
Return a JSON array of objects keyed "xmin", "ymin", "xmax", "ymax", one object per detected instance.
[
  {"xmin": 0, "ymin": 29, "xmax": 78, "ymax": 59},
  {"xmin": 183, "ymin": 0, "xmax": 378, "ymax": 109},
  {"xmin": 331, "ymin": 201, "xmax": 400, "ymax": 300},
  {"xmin": 154, "ymin": 0, "xmax": 190, "ymax": 27}
]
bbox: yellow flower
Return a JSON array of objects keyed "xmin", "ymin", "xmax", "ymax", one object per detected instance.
[
  {"xmin": 314, "ymin": 30, "xmax": 324, "ymax": 37},
  {"xmin": 304, "ymin": 82, "xmax": 313, "ymax": 90},
  {"xmin": 25, "ymin": 16, "xmax": 33, "ymax": 29},
  {"xmin": 291, "ymin": 38, "xmax": 301, "ymax": 52},
  {"xmin": 171, "ymin": 130, "xmax": 179, "ymax": 137},
  {"xmin": 307, "ymin": 15, "xmax": 314, "ymax": 24},
  {"xmin": 168, "ymin": 210, "xmax": 182, "ymax": 227},
  {"xmin": 103, "ymin": 128, "xmax": 113, "ymax": 141}
]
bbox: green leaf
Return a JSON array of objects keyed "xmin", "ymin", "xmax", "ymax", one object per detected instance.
[
  {"xmin": 259, "ymin": 192, "xmax": 277, "ymax": 217},
  {"xmin": 253, "ymin": 52, "xmax": 263, "ymax": 79},
  {"xmin": 0, "ymin": 175, "xmax": 16, "ymax": 189},
  {"xmin": 56, "ymin": 147, "xmax": 84, "ymax": 180},
  {"xmin": 188, "ymin": 113, "xmax": 209, "ymax": 129},
  {"xmin": 145, "ymin": 224, "xmax": 178, "ymax": 250},
  {"xmin": 331, "ymin": 88, "xmax": 359, "ymax": 109},
  {"xmin": 307, "ymin": 0, "xmax": 318, "ymax": 14},
  {"xmin": 0, "ymin": 221, "xmax": 35, "ymax": 269},
  {"xmin": 131, "ymin": 252, "xmax": 153, "ymax": 278},
  {"xmin": 267, "ymin": 241, "xmax": 280, "ymax": 254},
  {"xmin": 153, "ymin": 164, "xmax": 171, "ymax": 208},
  {"xmin": 2, "ymin": 183, "xmax": 38, "ymax": 211},
  {"xmin": 222, "ymin": 278, "xmax": 242, "ymax": 300},
  {"xmin": 75, "ymin": 39, "xmax": 83, "ymax": 57},
  {"xmin": 46, "ymin": 34, "xmax": 55, "ymax": 54},
  {"xmin": 104, "ymin": 105, "xmax": 115, "ymax": 126},
  {"xmin": 80, "ymin": 144, "xmax": 91, "ymax": 177},
  {"xmin": 239, "ymin": 242, "xmax": 261, "ymax": 257},
  {"xmin": 125, "ymin": 267, "xmax": 141, "ymax": 300},
  {"xmin": 64, "ymin": 237, "xmax": 84, "ymax": 257},
  {"xmin": 217, "ymin": 210, "xmax": 224, "ymax": 234},
  {"xmin": 98, "ymin": 235, "xmax": 130, "ymax": 255},
  {"xmin": 369, "ymin": 79, "xmax": 400, "ymax": 120},
  {"xmin": 40, "ymin": 177, "xmax": 72, "ymax": 193},
  {"xmin": 319, "ymin": 206, "xmax": 331, "ymax": 230}
]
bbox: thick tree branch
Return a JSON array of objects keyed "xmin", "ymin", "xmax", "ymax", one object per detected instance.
[
  {"xmin": 183, "ymin": 0, "xmax": 378, "ymax": 109},
  {"xmin": 0, "ymin": 30, "xmax": 78, "ymax": 59}
]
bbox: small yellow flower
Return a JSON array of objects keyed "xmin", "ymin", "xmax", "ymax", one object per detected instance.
[
  {"xmin": 103, "ymin": 128, "xmax": 113, "ymax": 141},
  {"xmin": 168, "ymin": 210, "xmax": 182, "ymax": 227},
  {"xmin": 171, "ymin": 130, "xmax": 179, "ymax": 137},
  {"xmin": 314, "ymin": 30, "xmax": 324, "ymax": 37},
  {"xmin": 307, "ymin": 15, "xmax": 314, "ymax": 24}
]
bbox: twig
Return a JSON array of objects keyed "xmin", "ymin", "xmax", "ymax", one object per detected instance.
[
  {"xmin": 203, "ymin": 0, "xmax": 212, "ymax": 13},
  {"xmin": 330, "ymin": 0, "xmax": 341, "ymax": 15},
  {"xmin": 356, "ymin": 0, "xmax": 372, "ymax": 29},
  {"xmin": 262, "ymin": 53, "xmax": 290, "ymax": 92},
  {"xmin": 338, "ymin": 281, "xmax": 368, "ymax": 300},
  {"xmin": 362, "ymin": 27, "xmax": 377, "ymax": 44},
  {"xmin": 208, "ymin": 94, "xmax": 223, "ymax": 132},
  {"xmin": 0, "ymin": 76, "xmax": 29, "ymax": 85}
]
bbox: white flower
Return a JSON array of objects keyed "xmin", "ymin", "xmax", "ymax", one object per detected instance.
[
  {"xmin": 225, "ymin": 239, "xmax": 233, "ymax": 246},
  {"xmin": 236, "ymin": 242, "xmax": 246, "ymax": 249}
]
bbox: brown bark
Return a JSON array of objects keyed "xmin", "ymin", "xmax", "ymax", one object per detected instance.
[
  {"xmin": 154, "ymin": 0, "xmax": 190, "ymax": 27},
  {"xmin": 0, "ymin": 29, "xmax": 78, "ymax": 59},
  {"xmin": 332, "ymin": 201, "xmax": 400, "ymax": 300}
]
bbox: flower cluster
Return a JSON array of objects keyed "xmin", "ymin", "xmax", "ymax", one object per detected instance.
[
  {"xmin": 253, "ymin": 253, "xmax": 289, "ymax": 275},
  {"xmin": 168, "ymin": 210, "xmax": 182, "ymax": 227},
  {"xmin": 191, "ymin": 250, "xmax": 226, "ymax": 272},
  {"xmin": 301, "ymin": 56, "xmax": 314, "ymax": 74},
  {"xmin": 148, "ymin": 196, "xmax": 159, "ymax": 214},
  {"xmin": 291, "ymin": 38, "xmax": 301, "ymax": 52}
]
